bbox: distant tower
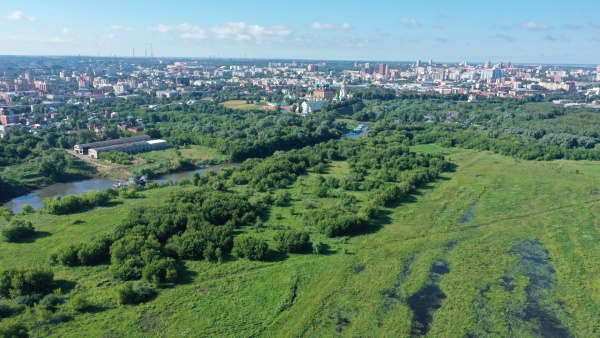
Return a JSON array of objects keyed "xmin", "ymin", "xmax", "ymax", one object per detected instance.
[
  {"xmin": 416, "ymin": 59, "xmax": 421, "ymax": 68},
  {"xmin": 339, "ymin": 74, "xmax": 347, "ymax": 99},
  {"xmin": 428, "ymin": 59, "xmax": 432, "ymax": 66},
  {"xmin": 484, "ymin": 61, "xmax": 491, "ymax": 69}
]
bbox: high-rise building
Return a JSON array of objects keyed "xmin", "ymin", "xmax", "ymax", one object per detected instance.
[
  {"xmin": 428, "ymin": 59, "xmax": 432, "ymax": 66},
  {"xmin": 484, "ymin": 61, "xmax": 491, "ymax": 69},
  {"xmin": 24, "ymin": 72, "xmax": 32, "ymax": 82},
  {"xmin": 416, "ymin": 59, "xmax": 421, "ymax": 68},
  {"xmin": 481, "ymin": 68, "xmax": 503, "ymax": 80},
  {"xmin": 379, "ymin": 63, "xmax": 388, "ymax": 78}
]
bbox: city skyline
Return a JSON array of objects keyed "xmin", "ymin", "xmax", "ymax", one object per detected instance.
[{"xmin": 1, "ymin": 0, "xmax": 599, "ymax": 63}]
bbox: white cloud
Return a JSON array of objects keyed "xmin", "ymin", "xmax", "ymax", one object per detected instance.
[
  {"xmin": 110, "ymin": 25, "xmax": 135, "ymax": 32},
  {"xmin": 5, "ymin": 10, "xmax": 34, "ymax": 21},
  {"xmin": 212, "ymin": 22, "xmax": 292, "ymax": 43},
  {"xmin": 101, "ymin": 33, "xmax": 115, "ymax": 39},
  {"xmin": 519, "ymin": 21, "xmax": 550, "ymax": 31},
  {"xmin": 6, "ymin": 11, "xmax": 23, "ymax": 20},
  {"xmin": 399, "ymin": 17, "xmax": 421, "ymax": 28},
  {"xmin": 178, "ymin": 23, "xmax": 207, "ymax": 40},
  {"xmin": 149, "ymin": 24, "xmax": 173, "ymax": 33},
  {"xmin": 593, "ymin": 36, "xmax": 600, "ymax": 42},
  {"xmin": 62, "ymin": 28, "xmax": 69, "ymax": 34},
  {"xmin": 311, "ymin": 22, "xmax": 352, "ymax": 30}
]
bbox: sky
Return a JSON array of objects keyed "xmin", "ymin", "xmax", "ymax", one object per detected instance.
[{"xmin": 0, "ymin": 0, "xmax": 598, "ymax": 64}]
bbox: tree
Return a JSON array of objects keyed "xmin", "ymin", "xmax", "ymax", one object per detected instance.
[
  {"xmin": 274, "ymin": 230, "xmax": 310, "ymax": 253},
  {"xmin": 0, "ymin": 319, "xmax": 29, "ymax": 338},
  {"xmin": 115, "ymin": 281, "xmax": 156, "ymax": 305},
  {"xmin": 232, "ymin": 235, "xmax": 269, "ymax": 261},
  {"xmin": 0, "ymin": 266, "xmax": 54, "ymax": 298},
  {"xmin": 0, "ymin": 219, "xmax": 35, "ymax": 242}
]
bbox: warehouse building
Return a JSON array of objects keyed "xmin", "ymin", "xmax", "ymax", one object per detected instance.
[
  {"xmin": 88, "ymin": 139, "xmax": 168, "ymax": 159},
  {"xmin": 74, "ymin": 135, "xmax": 151, "ymax": 155}
]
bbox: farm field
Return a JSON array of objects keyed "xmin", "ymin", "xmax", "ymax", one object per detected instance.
[{"xmin": 2, "ymin": 148, "xmax": 600, "ymax": 337}]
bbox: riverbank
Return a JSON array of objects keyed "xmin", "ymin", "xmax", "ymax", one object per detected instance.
[{"xmin": 2, "ymin": 162, "xmax": 240, "ymax": 212}]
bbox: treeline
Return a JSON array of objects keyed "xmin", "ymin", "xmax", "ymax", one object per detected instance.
[{"xmin": 151, "ymin": 106, "xmax": 347, "ymax": 162}]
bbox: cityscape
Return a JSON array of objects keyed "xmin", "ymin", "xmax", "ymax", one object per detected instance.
[{"xmin": 1, "ymin": 56, "xmax": 599, "ymax": 139}]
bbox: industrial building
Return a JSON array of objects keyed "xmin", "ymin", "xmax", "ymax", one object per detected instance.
[
  {"xmin": 74, "ymin": 135, "xmax": 151, "ymax": 155},
  {"xmin": 88, "ymin": 139, "xmax": 168, "ymax": 159}
]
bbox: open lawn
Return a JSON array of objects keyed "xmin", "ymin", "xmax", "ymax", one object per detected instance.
[
  {"xmin": 2, "ymin": 149, "xmax": 600, "ymax": 336},
  {"xmin": 220, "ymin": 100, "xmax": 267, "ymax": 110}
]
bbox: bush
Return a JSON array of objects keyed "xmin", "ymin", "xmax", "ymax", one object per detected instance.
[
  {"xmin": 0, "ymin": 319, "xmax": 29, "ymax": 338},
  {"xmin": 312, "ymin": 241, "xmax": 323, "ymax": 254},
  {"xmin": 115, "ymin": 281, "xmax": 156, "ymax": 305},
  {"xmin": 0, "ymin": 300, "xmax": 23, "ymax": 318},
  {"xmin": 70, "ymin": 294, "xmax": 91, "ymax": 312},
  {"xmin": 38, "ymin": 293, "xmax": 61, "ymax": 311},
  {"xmin": 0, "ymin": 266, "xmax": 54, "ymax": 298},
  {"xmin": 274, "ymin": 230, "xmax": 311, "ymax": 253},
  {"xmin": 142, "ymin": 258, "xmax": 179, "ymax": 284},
  {"xmin": 20, "ymin": 204, "xmax": 34, "ymax": 214},
  {"xmin": 49, "ymin": 244, "xmax": 80, "ymax": 266},
  {"xmin": 0, "ymin": 219, "xmax": 35, "ymax": 242},
  {"xmin": 232, "ymin": 235, "xmax": 269, "ymax": 261},
  {"xmin": 109, "ymin": 235, "xmax": 163, "ymax": 281},
  {"xmin": 312, "ymin": 209, "xmax": 370, "ymax": 237}
]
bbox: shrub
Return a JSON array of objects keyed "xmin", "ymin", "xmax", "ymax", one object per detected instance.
[
  {"xmin": 0, "ymin": 266, "xmax": 54, "ymax": 298},
  {"xmin": 312, "ymin": 241, "xmax": 323, "ymax": 254},
  {"xmin": 49, "ymin": 244, "xmax": 80, "ymax": 266},
  {"xmin": 115, "ymin": 281, "xmax": 156, "ymax": 305},
  {"xmin": 38, "ymin": 293, "xmax": 61, "ymax": 311},
  {"xmin": 0, "ymin": 319, "xmax": 29, "ymax": 338},
  {"xmin": 0, "ymin": 219, "xmax": 35, "ymax": 242},
  {"xmin": 109, "ymin": 235, "xmax": 162, "ymax": 281},
  {"xmin": 312, "ymin": 209, "xmax": 370, "ymax": 237},
  {"xmin": 20, "ymin": 204, "xmax": 35, "ymax": 214},
  {"xmin": 70, "ymin": 294, "xmax": 91, "ymax": 312},
  {"xmin": 232, "ymin": 235, "xmax": 269, "ymax": 261},
  {"xmin": 274, "ymin": 230, "xmax": 311, "ymax": 253},
  {"xmin": 0, "ymin": 300, "xmax": 23, "ymax": 318},
  {"xmin": 142, "ymin": 258, "xmax": 179, "ymax": 284}
]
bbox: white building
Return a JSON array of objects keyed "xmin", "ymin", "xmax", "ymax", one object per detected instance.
[{"xmin": 300, "ymin": 100, "xmax": 329, "ymax": 116}]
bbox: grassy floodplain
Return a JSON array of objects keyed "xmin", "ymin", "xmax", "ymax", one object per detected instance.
[{"xmin": 1, "ymin": 147, "xmax": 600, "ymax": 337}]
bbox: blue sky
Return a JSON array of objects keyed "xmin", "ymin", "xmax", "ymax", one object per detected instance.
[{"xmin": 1, "ymin": 0, "xmax": 598, "ymax": 63}]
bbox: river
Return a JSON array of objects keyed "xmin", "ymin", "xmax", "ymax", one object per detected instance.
[{"xmin": 2, "ymin": 163, "xmax": 239, "ymax": 213}]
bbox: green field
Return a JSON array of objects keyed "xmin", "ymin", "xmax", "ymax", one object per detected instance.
[
  {"xmin": 2, "ymin": 149, "xmax": 600, "ymax": 337},
  {"xmin": 220, "ymin": 100, "xmax": 267, "ymax": 110}
]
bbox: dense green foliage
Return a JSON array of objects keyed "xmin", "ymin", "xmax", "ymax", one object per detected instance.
[
  {"xmin": 232, "ymin": 235, "xmax": 269, "ymax": 261},
  {"xmin": 99, "ymin": 151, "xmax": 133, "ymax": 165},
  {"xmin": 273, "ymin": 230, "xmax": 311, "ymax": 253},
  {"xmin": 0, "ymin": 266, "xmax": 53, "ymax": 299},
  {"xmin": 0, "ymin": 219, "xmax": 35, "ymax": 242},
  {"xmin": 0, "ymin": 319, "xmax": 29, "ymax": 338},
  {"xmin": 115, "ymin": 281, "xmax": 156, "ymax": 305},
  {"xmin": 43, "ymin": 190, "xmax": 114, "ymax": 215}
]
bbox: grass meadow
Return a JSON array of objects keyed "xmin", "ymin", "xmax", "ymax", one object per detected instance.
[
  {"xmin": 2, "ymin": 148, "xmax": 600, "ymax": 337},
  {"xmin": 220, "ymin": 100, "xmax": 267, "ymax": 111}
]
